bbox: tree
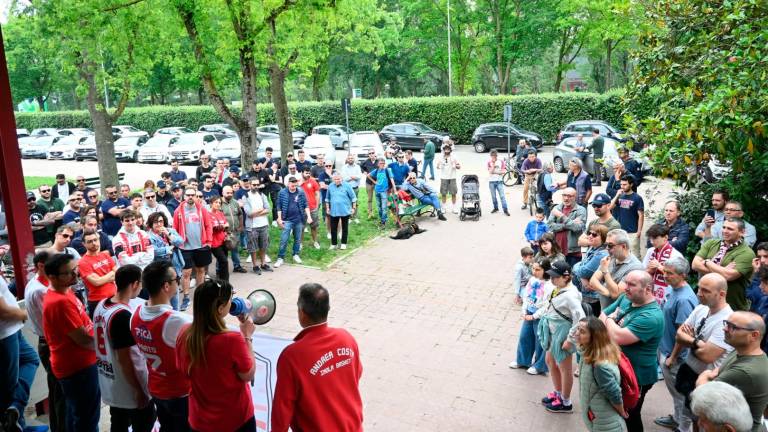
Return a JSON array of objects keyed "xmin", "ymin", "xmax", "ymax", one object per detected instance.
[
  {"xmin": 36, "ymin": 0, "xmax": 158, "ymax": 188},
  {"xmin": 551, "ymin": 0, "xmax": 589, "ymax": 92}
]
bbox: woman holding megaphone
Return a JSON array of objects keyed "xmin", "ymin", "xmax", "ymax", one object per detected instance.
[{"xmin": 176, "ymin": 279, "xmax": 257, "ymax": 432}]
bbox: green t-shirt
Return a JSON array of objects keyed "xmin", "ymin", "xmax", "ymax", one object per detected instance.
[
  {"xmin": 602, "ymin": 294, "xmax": 664, "ymax": 386},
  {"xmin": 716, "ymin": 351, "xmax": 768, "ymax": 432},
  {"xmin": 36, "ymin": 198, "xmax": 64, "ymax": 213},
  {"xmin": 696, "ymin": 239, "xmax": 756, "ymax": 311},
  {"xmin": 423, "ymin": 141, "xmax": 436, "ymax": 160}
]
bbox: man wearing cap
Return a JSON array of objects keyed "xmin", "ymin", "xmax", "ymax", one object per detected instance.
[
  {"xmin": 169, "ymin": 160, "xmax": 188, "ymax": 186},
  {"xmin": 52, "ymin": 174, "xmax": 76, "ymax": 200},
  {"xmin": 275, "ymin": 176, "xmax": 312, "ymax": 268},
  {"xmin": 520, "ymin": 149, "xmax": 542, "ymax": 210},
  {"xmin": 165, "ymin": 185, "xmax": 182, "ymax": 215},
  {"xmin": 436, "ymin": 146, "xmax": 461, "ymax": 214},
  {"xmin": 236, "ymin": 176, "xmax": 251, "ymax": 201},
  {"xmin": 578, "ymin": 193, "xmax": 622, "ymax": 247},
  {"xmin": 28, "ymin": 192, "xmax": 56, "ymax": 247},
  {"xmin": 222, "ymin": 166, "xmax": 241, "ymax": 188},
  {"xmin": 155, "ymin": 180, "xmax": 171, "ymax": 205}
]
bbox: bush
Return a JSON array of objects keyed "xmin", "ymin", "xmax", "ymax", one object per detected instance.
[{"xmin": 16, "ymin": 91, "xmax": 648, "ymax": 145}]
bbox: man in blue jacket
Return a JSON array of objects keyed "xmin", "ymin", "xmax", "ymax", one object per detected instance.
[
  {"xmin": 275, "ymin": 177, "xmax": 312, "ymax": 268},
  {"xmin": 401, "ymin": 173, "xmax": 447, "ymax": 221}
]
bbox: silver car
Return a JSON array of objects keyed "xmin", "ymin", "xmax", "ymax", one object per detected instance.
[
  {"xmin": 553, "ymin": 136, "xmax": 650, "ymax": 179},
  {"xmin": 310, "ymin": 125, "xmax": 352, "ymax": 149}
]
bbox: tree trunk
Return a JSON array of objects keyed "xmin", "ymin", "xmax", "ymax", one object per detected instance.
[
  {"xmin": 311, "ymin": 63, "xmax": 323, "ymax": 101},
  {"xmin": 81, "ymin": 68, "xmax": 119, "ymax": 190},
  {"xmin": 268, "ymin": 62, "xmax": 294, "ymax": 159},
  {"xmin": 35, "ymin": 95, "xmax": 46, "ymax": 112},
  {"xmin": 605, "ymin": 39, "xmax": 613, "ymax": 91},
  {"xmin": 238, "ymin": 46, "xmax": 259, "ymax": 167}
]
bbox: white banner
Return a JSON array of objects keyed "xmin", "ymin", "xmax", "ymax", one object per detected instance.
[{"xmin": 250, "ymin": 333, "xmax": 294, "ymax": 432}]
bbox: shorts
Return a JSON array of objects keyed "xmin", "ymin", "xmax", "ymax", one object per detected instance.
[
  {"xmin": 181, "ymin": 247, "xmax": 212, "ymax": 269},
  {"xmin": 309, "ymin": 209, "xmax": 320, "ymax": 229},
  {"xmin": 440, "ymin": 179, "xmax": 457, "ymax": 195},
  {"xmin": 246, "ymin": 226, "xmax": 270, "ymax": 252}
]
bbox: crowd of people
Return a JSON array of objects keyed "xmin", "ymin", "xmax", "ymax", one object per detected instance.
[{"xmin": 512, "ymin": 185, "xmax": 768, "ymax": 432}]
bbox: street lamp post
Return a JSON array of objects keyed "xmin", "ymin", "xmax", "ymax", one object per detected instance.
[{"xmin": 447, "ymin": 0, "xmax": 452, "ymax": 97}]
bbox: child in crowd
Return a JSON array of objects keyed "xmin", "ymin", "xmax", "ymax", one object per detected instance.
[
  {"xmin": 512, "ymin": 247, "xmax": 535, "ymax": 305},
  {"xmin": 510, "ymin": 258, "xmax": 552, "ymax": 375},
  {"xmin": 525, "ymin": 208, "xmax": 549, "ymax": 254}
]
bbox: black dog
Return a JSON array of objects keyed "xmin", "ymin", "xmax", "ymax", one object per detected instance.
[{"xmin": 390, "ymin": 223, "xmax": 427, "ymax": 240}]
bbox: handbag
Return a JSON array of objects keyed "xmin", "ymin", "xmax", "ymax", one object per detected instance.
[{"xmin": 223, "ymin": 230, "xmax": 236, "ymax": 251}]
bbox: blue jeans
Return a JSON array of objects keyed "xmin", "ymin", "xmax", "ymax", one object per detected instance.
[
  {"xmin": 421, "ymin": 158, "xmax": 435, "ymax": 179},
  {"xmin": 0, "ymin": 330, "xmax": 40, "ymax": 429},
  {"xmin": 516, "ymin": 319, "xmax": 548, "ymax": 373},
  {"xmin": 419, "ymin": 194, "xmax": 442, "ymax": 212},
  {"xmin": 59, "ymin": 363, "xmax": 101, "ymax": 432},
  {"xmin": 489, "ymin": 181, "xmax": 508, "ymax": 211},
  {"xmin": 153, "ymin": 396, "xmax": 190, "ymax": 432},
  {"xmin": 537, "ymin": 196, "xmax": 552, "ymax": 218},
  {"xmin": 375, "ymin": 191, "xmax": 389, "ymax": 224},
  {"xmin": 230, "ymin": 231, "xmax": 246, "ymax": 268},
  {"xmin": 278, "ymin": 220, "xmax": 303, "ymax": 258}
]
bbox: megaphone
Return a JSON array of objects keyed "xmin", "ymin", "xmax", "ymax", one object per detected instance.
[{"xmin": 229, "ymin": 289, "xmax": 277, "ymax": 325}]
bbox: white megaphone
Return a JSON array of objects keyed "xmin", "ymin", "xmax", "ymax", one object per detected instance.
[{"xmin": 229, "ymin": 289, "xmax": 277, "ymax": 325}]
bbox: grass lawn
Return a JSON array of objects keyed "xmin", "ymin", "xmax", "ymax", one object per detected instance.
[
  {"xmin": 25, "ymin": 176, "xmax": 57, "ymax": 190},
  {"xmin": 259, "ymin": 188, "xmax": 389, "ymax": 268}
]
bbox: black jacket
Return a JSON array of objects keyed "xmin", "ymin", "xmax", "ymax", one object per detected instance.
[{"xmin": 52, "ymin": 182, "xmax": 76, "ymax": 199}]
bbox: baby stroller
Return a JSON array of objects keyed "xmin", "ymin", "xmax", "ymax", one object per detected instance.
[{"xmin": 459, "ymin": 175, "xmax": 481, "ymax": 221}]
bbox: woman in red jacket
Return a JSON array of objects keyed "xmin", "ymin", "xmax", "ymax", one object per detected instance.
[
  {"xmin": 176, "ymin": 280, "xmax": 256, "ymax": 432},
  {"xmin": 209, "ymin": 196, "xmax": 230, "ymax": 282}
]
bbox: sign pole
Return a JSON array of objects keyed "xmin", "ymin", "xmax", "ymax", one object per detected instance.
[{"xmin": 503, "ymin": 104, "xmax": 512, "ymax": 160}]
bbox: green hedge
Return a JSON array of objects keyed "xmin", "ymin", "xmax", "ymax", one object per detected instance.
[{"xmin": 16, "ymin": 91, "xmax": 647, "ymax": 145}]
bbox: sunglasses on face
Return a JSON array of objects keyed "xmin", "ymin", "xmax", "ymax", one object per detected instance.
[
  {"xmin": 40, "ymin": 189, "xmax": 51, "ymax": 193},
  {"xmin": 325, "ymin": 165, "xmax": 333, "ymax": 168},
  {"xmin": 88, "ymin": 195, "xmax": 98, "ymax": 199},
  {"xmin": 77, "ymin": 179, "xmax": 85, "ymax": 182},
  {"xmin": 145, "ymin": 195, "xmax": 156, "ymax": 199},
  {"xmin": 587, "ymin": 231, "xmax": 599, "ymax": 237},
  {"xmin": 592, "ymin": 204, "xmax": 604, "ymax": 209},
  {"xmin": 107, "ymin": 191, "xmax": 117, "ymax": 195},
  {"xmin": 185, "ymin": 194, "xmax": 195, "ymax": 197},
  {"xmin": 60, "ymin": 233, "xmax": 72, "ymax": 239},
  {"xmin": 605, "ymin": 243, "xmax": 616, "ymax": 249}
]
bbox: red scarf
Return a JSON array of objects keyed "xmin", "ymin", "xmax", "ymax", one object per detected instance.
[
  {"xmin": 172, "ymin": 201, "xmax": 212, "ymax": 246},
  {"xmin": 651, "ymin": 242, "xmax": 674, "ymax": 304}
]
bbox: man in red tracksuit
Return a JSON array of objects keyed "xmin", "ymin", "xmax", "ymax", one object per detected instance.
[{"xmin": 271, "ymin": 283, "xmax": 363, "ymax": 432}]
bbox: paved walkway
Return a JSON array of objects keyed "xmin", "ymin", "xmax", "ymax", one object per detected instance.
[{"xmin": 23, "ymin": 147, "xmax": 679, "ymax": 430}]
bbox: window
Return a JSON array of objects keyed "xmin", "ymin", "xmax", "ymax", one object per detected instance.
[{"xmin": 388, "ymin": 125, "xmax": 406, "ymax": 133}]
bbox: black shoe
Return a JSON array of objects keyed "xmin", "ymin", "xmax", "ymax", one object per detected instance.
[
  {"xmin": 491, "ymin": 208, "xmax": 499, "ymax": 214},
  {"xmin": 504, "ymin": 210, "xmax": 510, "ymax": 216},
  {"xmin": 521, "ymin": 204, "xmax": 527, "ymax": 209},
  {"xmin": 260, "ymin": 264, "xmax": 274, "ymax": 272},
  {"xmin": 233, "ymin": 266, "xmax": 247, "ymax": 274},
  {"xmin": 438, "ymin": 212, "xmax": 447, "ymax": 221},
  {"xmin": 4, "ymin": 408, "xmax": 21, "ymax": 432},
  {"xmin": 252, "ymin": 266, "xmax": 262, "ymax": 275}
]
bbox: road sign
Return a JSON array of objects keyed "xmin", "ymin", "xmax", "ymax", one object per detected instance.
[
  {"xmin": 503, "ymin": 104, "xmax": 512, "ymax": 122},
  {"xmin": 353, "ymin": 88, "xmax": 362, "ymax": 99},
  {"xmin": 341, "ymin": 98, "xmax": 350, "ymax": 114}
]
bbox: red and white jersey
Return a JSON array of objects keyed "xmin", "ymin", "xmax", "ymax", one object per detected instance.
[
  {"xmin": 130, "ymin": 303, "xmax": 191, "ymax": 399},
  {"xmin": 93, "ymin": 298, "xmax": 148, "ymax": 409}
]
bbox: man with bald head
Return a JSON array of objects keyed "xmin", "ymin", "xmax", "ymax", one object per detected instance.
[
  {"xmin": 547, "ymin": 187, "xmax": 587, "ymax": 267},
  {"xmin": 221, "ymin": 185, "xmax": 246, "ymax": 273},
  {"xmin": 662, "ymin": 273, "xmax": 734, "ymax": 431},
  {"xmin": 600, "ymin": 270, "xmax": 664, "ymax": 431},
  {"xmin": 697, "ymin": 311, "xmax": 768, "ymax": 432}
]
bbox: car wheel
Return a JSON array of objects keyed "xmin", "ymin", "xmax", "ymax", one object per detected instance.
[
  {"xmin": 75, "ymin": 157, "xmax": 82, "ymax": 162},
  {"xmin": 132, "ymin": 151, "xmax": 139, "ymax": 162},
  {"xmin": 553, "ymin": 156, "xmax": 565, "ymax": 173},
  {"xmin": 473, "ymin": 141, "xmax": 486, "ymax": 153},
  {"xmin": 342, "ymin": 141, "xmax": 348, "ymax": 150}
]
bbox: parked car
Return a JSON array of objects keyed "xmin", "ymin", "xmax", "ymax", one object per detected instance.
[
  {"xmin": 698, "ymin": 156, "xmax": 732, "ymax": 184},
  {"xmin": 47, "ymin": 134, "xmax": 90, "ymax": 160},
  {"xmin": 552, "ymin": 136, "xmax": 651, "ymax": 179},
  {"xmin": 301, "ymin": 134, "xmax": 336, "ymax": 166},
  {"xmin": 16, "ymin": 128, "xmax": 30, "ymax": 138},
  {"xmin": 58, "ymin": 128, "xmax": 93, "ymax": 136},
  {"xmin": 73, "ymin": 136, "xmax": 98, "ymax": 161},
  {"xmin": 211, "ymin": 137, "xmax": 242, "ymax": 164},
  {"xmin": 470, "ymin": 122, "xmax": 544, "ymax": 153},
  {"xmin": 198, "ymin": 123, "xmax": 236, "ymax": 136},
  {"xmin": 114, "ymin": 135, "xmax": 149, "ymax": 162},
  {"xmin": 112, "ymin": 125, "xmax": 149, "ymax": 138},
  {"xmin": 348, "ymin": 131, "xmax": 384, "ymax": 162},
  {"xmin": 137, "ymin": 135, "xmax": 179, "ymax": 163},
  {"xmin": 22, "ymin": 136, "xmax": 62, "ymax": 159},
  {"xmin": 556, "ymin": 120, "xmax": 624, "ymax": 144},
  {"xmin": 168, "ymin": 132, "xmax": 221, "ymax": 163},
  {"xmin": 29, "ymin": 128, "xmax": 61, "ymax": 137},
  {"xmin": 378, "ymin": 122, "xmax": 449, "ymax": 151},
  {"xmin": 256, "ymin": 125, "xmax": 306, "ymax": 148},
  {"xmin": 310, "ymin": 125, "xmax": 352, "ymax": 150},
  {"xmin": 154, "ymin": 126, "xmax": 195, "ymax": 137}
]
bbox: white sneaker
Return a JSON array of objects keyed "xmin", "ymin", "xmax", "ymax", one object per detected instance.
[
  {"xmin": 313, "ymin": 242, "xmax": 320, "ymax": 249},
  {"xmin": 340, "ymin": 244, "xmax": 347, "ymax": 250},
  {"xmin": 246, "ymin": 255, "xmax": 252, "ymax": 263},
  {"xmin": 274, "ymin": 258, "xmax": 284, "ymax": 268},
  {"xmin": 353, "ymin": 218, "xmax": 360, "ymax": 224},
  {"xmin": 271, "ymin": 220, "xmax": 278, "ymax": 227},
  {"xmin": 304, "ymin": 227, "xmax": 309, "ymax": 233},
  {"xmin": 526, "ymin": 366, "xmax": 539, "ymax": 375},
  {"xmin": 265, "ymin": 255, "xmax": 271, "ymax": 263},
  {"xmin": 328, "ymin": 245, "xmax": 336, "ymax": 250},
  {"xmin": 508, "ymin": 361, "xmax": 522, "ymax": 369},
  {"xmin": 452, "ymin": 207, "xmax": 459, "ymax": 214},
  {"xmin": 293, "ymin": 255, "xmax": 302, "ymax": 264},
  {"xmin": 326, "ymin": 232, "xmax": 331, "ymax": 240}
]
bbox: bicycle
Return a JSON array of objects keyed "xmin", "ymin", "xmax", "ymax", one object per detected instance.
[{"xmin": 502, "ymin": 156, "xmax": 524, "ymax": 187}]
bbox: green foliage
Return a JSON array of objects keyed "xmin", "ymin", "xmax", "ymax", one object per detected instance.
[
  {"xmin": 24, "ymin": 176, "xmax": 57, "ymax": 191},
  {"xmin": 16, "ymin": 92, "xmax": 642, "ymax": 144}
]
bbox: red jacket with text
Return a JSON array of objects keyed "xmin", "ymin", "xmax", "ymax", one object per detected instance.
[{"xmin": 271, "ymin": 323, "xmax": 363, "ymax": 432}]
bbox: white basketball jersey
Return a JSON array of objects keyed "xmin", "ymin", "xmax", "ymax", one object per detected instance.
[{"xmin": 93, "ymin": 298, "xmax": 149, "ymax": 409}]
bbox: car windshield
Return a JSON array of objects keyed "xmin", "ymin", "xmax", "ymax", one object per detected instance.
[
  {"xmin": 339, "ymin": 126, "xmax": 353, "ymax": 133},
  {"xmin": 58, "ymin": 136, "xmax": 81, "ymax": 146},
  {"xmin": 162, "ymin": 127, "xmax": 194, "ymax": 135},
  {"xmin": 350, "ymin": 134, "xmax": 380, "ymax": 148},
  {"xmin": 81, "ymin": 137, "xmax": 95, "ymax": 146},
  {"xmin": 124, "ymin": 126, "xmax": 140, "ymax": 132},
  {"xmin": 411, "ymin": 123, "xmax": 435, "ymax": 133},
  {"xmin": 303, "ymin": 138, "xmax": 331, "ymax": 149},
  {"xmin": 31, "ymin": 138, "xmax": 54, "ymax": 146},
  {"xmin": 30, "ymin": 129, "xmax": 50, "ymax": 136},
  {"xmin": 174, "ymin": 134, "xmax": 202, "ymax": 146},
  {"xmin": 219, "ymin": 138, "xmax": 239, "ymax": 148}
]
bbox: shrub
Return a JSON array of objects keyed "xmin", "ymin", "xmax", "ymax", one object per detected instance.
[{"xmin": 16, "ymin": 91, "xmax": 649, "ymax": 145}]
